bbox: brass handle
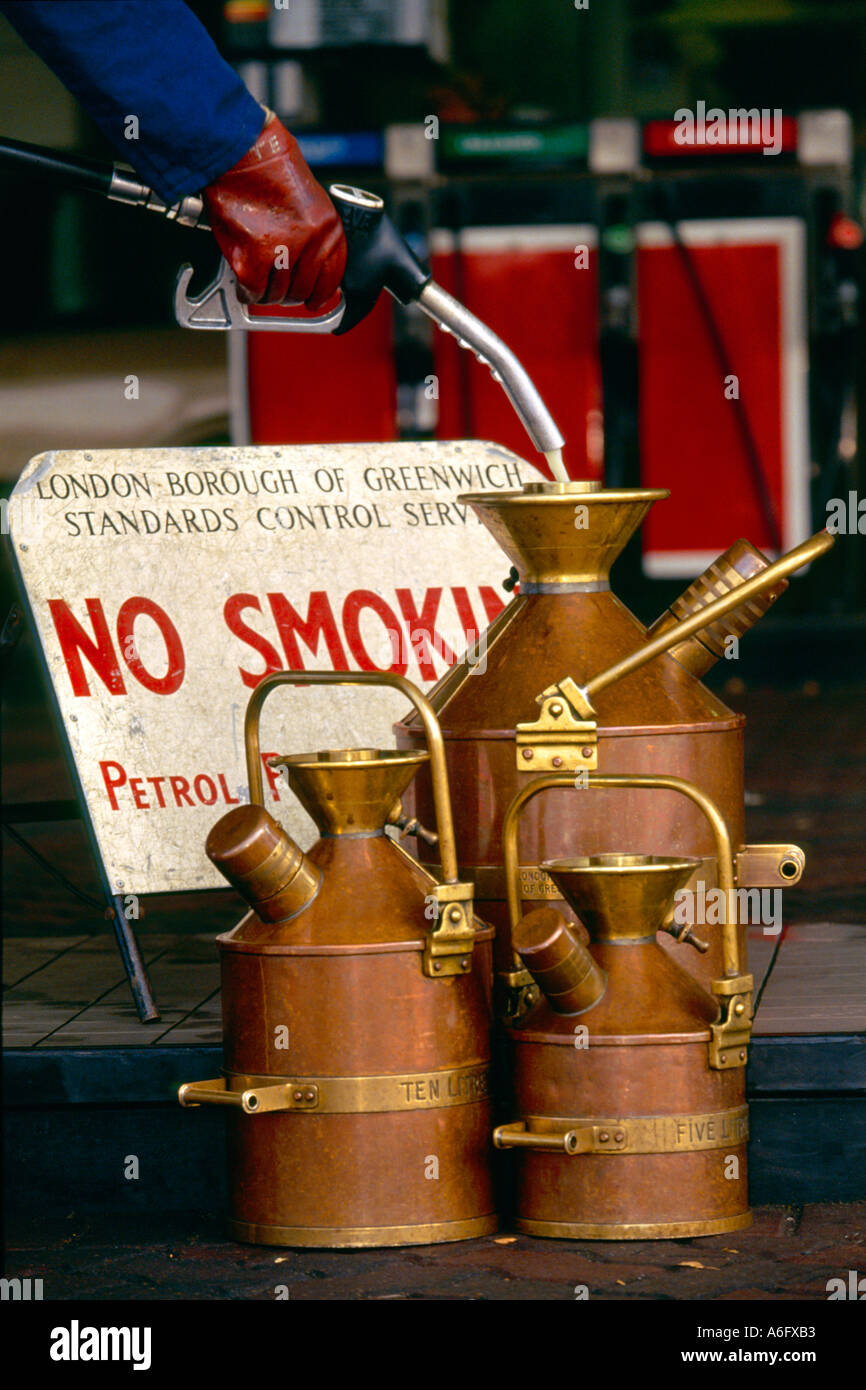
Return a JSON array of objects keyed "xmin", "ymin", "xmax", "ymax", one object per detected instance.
[
  {"xmin": 178, "ymin": 1078, "xmax": 299, "ymax": 1114},
  {"xmin": 493, "ymin": 1122, "xmax": 579, "ymax": 1153},
  {"xmin": 502, "ymin": 773, "xmax": 738, "ymax": 977},
  {"xmin": 242, "ymin": 670, "xmax": 459, "ymax": 884},
  {"xmin": 583, "ymin": 530, "xmax": 833, "ymax": 701}
]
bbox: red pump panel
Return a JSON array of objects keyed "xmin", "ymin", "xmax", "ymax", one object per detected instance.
[
  {"xmin": 241, "ymin": 297, "xmax": 397, "ymax": 445},
  {"xmin": 643, "ymin": 116, "xmax": 798, "ymax": 158},
  {"xmin": 637, "ymin": 218, "xmax": 810, "ymax": 576},
  {"xmin": 430, "ymin": 227, "xmax": 603, "ymax": 481}
]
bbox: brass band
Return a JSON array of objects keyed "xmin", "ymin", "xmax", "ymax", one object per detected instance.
[
  {"xmin": 225, "ymin": 1062, "xmax": 492, "ymax": 1114},
  {"xmin": 229, "ymin": 1213, "xmax": 498, "ymax": 1249},
  {"xmin": 520, "ymin": 580, "xmax": 611, "ymax": 594},
  {"xmin": 517, "ymin": 1212, "xmax": 752, "ymax": 1241},
  {"xmin": 513, "ymin": 1106, "xmax": 749, "ymax": 1155}
]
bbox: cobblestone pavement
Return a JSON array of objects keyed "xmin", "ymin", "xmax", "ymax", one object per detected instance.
[{"xmin": 5, "ymin": 1202, "xmax": 864, "ymax": 1301}]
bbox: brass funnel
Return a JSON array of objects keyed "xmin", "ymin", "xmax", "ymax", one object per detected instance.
[
  {"xmin": 458, "ymin": 481, "xmax": 669, "ymax": 586},
  {"xmin": 543, "ymin": 853, "xmax": 700, "ymax": 943},
  {"xmin": 277, "ymin": 748, "xmax": 429, "ymax": 835}
]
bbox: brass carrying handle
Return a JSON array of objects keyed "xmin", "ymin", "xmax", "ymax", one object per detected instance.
[
  {"xmin": 243, "ymin": 670, "xmax": 459, "ymax": 884},
  {"xmin": 583, "ymin": 530, "xmax": 833, "ymax": 701},
  {"xmin": 493, "ymin": 1122, "xmax": 579, "ymax": 1153},
  {"xmin": 502, "ymin": 773, "xmax": 739, "ymax": 978},
  {"xmin": 178, "ymin": 1078, "xmax": 298, "ymax": 1114}
]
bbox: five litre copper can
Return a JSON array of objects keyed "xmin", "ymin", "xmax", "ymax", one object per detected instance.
[{"xmin": 493, "ymin": 772, "xmax": 752, "ymax": 1239}]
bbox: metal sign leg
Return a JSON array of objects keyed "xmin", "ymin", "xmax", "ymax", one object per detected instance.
[{"xmin": 107, "ymin": 893, "xmax": 160, "ymax": 1023}]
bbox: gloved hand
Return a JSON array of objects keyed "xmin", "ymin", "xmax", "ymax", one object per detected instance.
[{"xmin": 203, "ymin": 114, "xmax": 347, "ymax": 310}]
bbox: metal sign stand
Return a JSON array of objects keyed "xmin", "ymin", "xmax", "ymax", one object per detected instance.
[{"xmin": 1, "ymin": 603, "xmax": 159, "ymax": 1022}]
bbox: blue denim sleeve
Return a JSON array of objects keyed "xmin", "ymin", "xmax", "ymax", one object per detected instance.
[{"xmin": 0, "ymin": 0, "xmax": 265, "ymax": 201}]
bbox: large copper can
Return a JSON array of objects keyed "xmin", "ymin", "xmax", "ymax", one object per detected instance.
[
  {"xmin": 397, "ymin": 481, "xmax": 828, "ymax": 1000},
  {"xmin": 180, "ymin": 672, "xmax": 496, "ymax": 1248},
  {"xmin": 494, "ymin": 774, "xmax": 752, "ymax": 1239}
]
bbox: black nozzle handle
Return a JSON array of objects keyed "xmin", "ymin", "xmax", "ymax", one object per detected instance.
[
  {"xmin": 329, "ymin": 184, "xmax": 431, "ymax": 334},
  {"xmin": 0, "ymin": 135, "xmax": 113, "ymax": 196}
]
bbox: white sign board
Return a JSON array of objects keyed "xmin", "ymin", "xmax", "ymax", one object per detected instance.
[{"xmin": 9, "ymin": 442, "xmax": 536, "ymax": 895}]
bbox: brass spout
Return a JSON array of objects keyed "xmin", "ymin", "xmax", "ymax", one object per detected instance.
[
  {"xmin": 512, "ymin": 905, "xmax": 606, "ymax": 1015},
  {"xmin": 206, "ymin": 804, "xmax": 321, "ymax": 923},
  {"xmin": 645, "ymin": 539, "xmax": 789, "ymax": 677},
  {"xmin": 584, "ymin": 530, "xmax": 833, "ymax": 702}
]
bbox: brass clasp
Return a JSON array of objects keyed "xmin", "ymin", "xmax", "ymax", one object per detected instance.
[
  {"xmin": 515, "ymin": 676, "xmax": 599, "ymax": 773},
  {"xmin": 424, "ymin": 881, "xmax": 476, "ymax": 977}
]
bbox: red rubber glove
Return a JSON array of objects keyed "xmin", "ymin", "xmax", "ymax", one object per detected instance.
[{"xmin": 202, "ymin": 115, "xmax": 347, "ymax": 310}]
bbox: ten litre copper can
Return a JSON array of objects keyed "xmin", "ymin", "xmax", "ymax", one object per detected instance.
[
  {"xmin": 179, "ymin": 671, "xmax": 496, "ymax": 1248},
  {"xmin": 396, "ymin": 480, "xmax": 831, "ymax": 1010},
  {"xmin": 493, "ymin": 773, "xmax": 752, "ymax": 1239}
]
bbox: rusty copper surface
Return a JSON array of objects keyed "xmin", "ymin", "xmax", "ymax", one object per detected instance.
[
  {"xmin": 217, "ymin": 832, "xmax": 495, "ymax": 1242},
  {"xmin": 505, "ymin": 937, "xmax": 748, "ymax": 1233},
  {"xmin": 225, "ymin": 1101, "xmax": 494, "ymax": 1236}
]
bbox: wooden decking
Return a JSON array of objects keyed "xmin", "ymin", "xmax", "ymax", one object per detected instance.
[
  {"xmin": 3, "ymin": 932, "xmax": 222, "ymax": 1048},
  {"xmin": 4, "ymin": 922, "xmax": 865, "ymax": 1049}
]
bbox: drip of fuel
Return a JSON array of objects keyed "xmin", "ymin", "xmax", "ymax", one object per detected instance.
[{"xmin": 544, "ymin": 448, "xmax": 568, "ymax": 483}]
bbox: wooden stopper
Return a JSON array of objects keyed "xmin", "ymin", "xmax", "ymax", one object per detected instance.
[
  {"xmin": 206, "ymin": 805, "xmax": 320, "ymax": 923},
  {"xmin": 514, "ymin": 906, "xmax": 606, "ymax": 1015}
]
